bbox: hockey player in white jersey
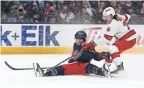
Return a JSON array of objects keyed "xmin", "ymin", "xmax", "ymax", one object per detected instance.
[{"xmin": 84, "ymin": 7, "xmax": 137, "ymax": 73}]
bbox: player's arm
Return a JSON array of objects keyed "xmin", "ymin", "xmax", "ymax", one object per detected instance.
[
  {"xmin": 68, "ymin": 43, "xmax": 81, "ymax": 63},
  {"xmin": 117, "ymin": 14, "xmax": 131, "ymax": 23},
  {"xmin": 83, "ymin": 24, "xmax": 118, "ymax": 50},
  {"xmin": 94, "ymin": 23, "xmax": 118, "ymax": 45}
]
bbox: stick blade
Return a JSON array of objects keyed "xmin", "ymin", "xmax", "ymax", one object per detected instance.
[
  {"xmin": 5, "ymin": 61, "xmax": 18, "ymax": 70},
  {"xmin": 4, "ymin": 61, "xmax": 49, "ymax": 71},
  {"xmin": 5, "ymin": 61, "xmax": 33, "ymax": 70}
]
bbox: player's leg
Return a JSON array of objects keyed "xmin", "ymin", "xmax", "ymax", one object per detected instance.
[
  {"xmin": 115, "ymin": 38, "xmax": 136, "ymax": 54},
  {"xmin": 62, "ymin": 62, "xmax": 86, "ymax": 75},
  {"xmin": 105, "ymin": 45, "xmax": 123, "ymax": 73},
  {"xmin": 113, "ymin": 38, "xmax": 136, "ymax": 65},
  {"xmin": 43, "ymin": 66, "xmax": 64, "ymax": 76},
  {"xmin": 107, "ymin": 38, "xmax": 136, "ymax": 73},
  {"xmin": 62, "ymin": 62, "xmax": 109, "ymax": 76},
  {"xmin": 86, "ymin": 63, "xmax": 110, "ymax": 77},
  {"xmin": 33, "ymin": 62, "xmax": 83, "ymax": 77},
  {"xmin": 62, "ymin": 62, "xmax": 110, "ymax": 77},
  {"xmin": 33, "ymin": 63, "xmax": 64, "ymax": 77},
  {"xmin": 33, "ymin": 62, "xmax": 110, "ymax": 77},
  {"xmin": 36, "ymin": 62, "xmax": 86, "ymax": 76}
]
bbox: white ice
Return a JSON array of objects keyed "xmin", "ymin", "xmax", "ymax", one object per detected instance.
[{"xmin": 0, "ymin": 54, "xmax": 144, "ymax": 88}]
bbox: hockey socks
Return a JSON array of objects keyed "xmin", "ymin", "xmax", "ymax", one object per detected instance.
[
  {"xmin": 44, "ymin": 66, "xmax": 64, "ymax": 76},
  {"xmin": 86, "ymin": 64, "xmax": 105, "ymax": 76}
]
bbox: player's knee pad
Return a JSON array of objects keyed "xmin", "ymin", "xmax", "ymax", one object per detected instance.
[
  {"xmin": 44, "ymin": 66, "xmax": 64, "ymax": 76},
  {"xmin": 108, "ymin": 45, "xmax": 119, "ymax": 54},
  {"xmin": 86, "ymin": 64, "xmax": 98, "ymax": 74}
]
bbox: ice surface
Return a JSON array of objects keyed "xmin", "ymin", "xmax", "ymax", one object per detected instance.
[{"xmin": 0, "ymin": 54, "xmax": 144, "ymax": 88}]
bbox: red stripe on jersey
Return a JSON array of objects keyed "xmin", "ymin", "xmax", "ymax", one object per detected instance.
[
  {"xmin": 104, "ymin": 34, "xmax": 113, "ymax": 41},
  {"xmin": 119, "ymin": 30, "xmax": 136, "ymax": 40},
  {"xmin": 124, "ymin": 14, "xmax": 128, "ymax": 22},
  {"xmin": 105, "ymin": 59, "xmax": 113, "ymax": 63},
  {"xmin": 111, "ymin": 52, "xmax": 120, "ymax": 59}
]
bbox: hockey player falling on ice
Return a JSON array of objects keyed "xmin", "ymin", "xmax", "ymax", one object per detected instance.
[
  {"xmin": 84, "ymin": 7, "xmax": 137, "ymax": 73},
  {"xmin": 33, "ymin": 31, "xmax": 111, "ymax": 77}
]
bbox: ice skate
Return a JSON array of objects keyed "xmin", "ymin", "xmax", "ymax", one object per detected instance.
[
  {"xmin": 33, "ymin": 63, "xmax": 44, "ymax": 77},
  {"xmin": 94, "ymin": 63, "xmax": 111, "ymax": 78},
  {"xmin": 111, "ymin": 62, "xmax": 124, "ymax": 74}
]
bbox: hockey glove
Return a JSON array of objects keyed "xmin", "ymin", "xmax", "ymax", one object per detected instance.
[
  {"xmin": 83, "ymin": 41, "xmax": 97, "ymax": 51},
  {"xmin": 100, "ymin": 52, "xmax": 111, "ymax": 60},
  {"xmin": 68, "ymin": 50, "xmax": 82, "ymax": 63}
]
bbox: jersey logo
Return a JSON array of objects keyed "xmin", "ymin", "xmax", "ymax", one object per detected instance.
[{"xmin": 107, "ymin": 27, "xmax": 110, "ymax": 32}]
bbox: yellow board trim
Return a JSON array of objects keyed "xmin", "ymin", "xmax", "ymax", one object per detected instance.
[{"xmin": 1, "ymin": 47, "xmax": 144, "ymax": 54}]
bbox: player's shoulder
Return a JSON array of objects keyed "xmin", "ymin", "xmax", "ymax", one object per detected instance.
[
  {"xmin": 73, "ymin": 43, "xmax": 77, "ymax": 47},
  {"xmin": 108, "ymin": 19, "xmax": 119, "ymax": 27},
  {"xmin": 73, "ymin": 43, "xmax": 81, "ymax": 50},
  {"xmin": 73, "ymin": 43, "xmax": 78, "ymax": 51}
]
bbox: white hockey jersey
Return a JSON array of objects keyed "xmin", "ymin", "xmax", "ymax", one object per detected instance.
[
  {"xmin": 117, "ymin": 14, "xmax": 131, "ymax": 23},
  {"xmin": 95, "ymin": 14, "xmax": 137, "ymax": 45}
]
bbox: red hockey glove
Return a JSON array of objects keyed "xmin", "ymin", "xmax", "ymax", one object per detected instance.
[{"xmin": 83, "ymin": 41, "xmax": 97, "ymax": 51}]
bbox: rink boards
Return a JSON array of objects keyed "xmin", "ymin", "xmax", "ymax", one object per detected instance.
[
  {"xmin": 1, "ymin": 47, "xmax": 144, "ymax": 54},
  {"xmin": 1, "ymin": 24, "xmax": 144, "ymax": 54}
]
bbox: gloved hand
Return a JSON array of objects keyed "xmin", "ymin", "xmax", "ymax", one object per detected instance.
[
  {"xmin": 100, "ymin": 52, "xmax": 110, "ymax": 60},
  {"xmin": 68, "ymin": 50, "xmax": 82, "ymax": 63},
  {"xmin": 100, "ymin": 52, "xmax": 113, "ymax": 63},
  {"xmin": 68, "ymin": 59, "xmax": 76, "ymax": 63},
  {"xmin": 83, "ymin": 41, "xmax": 97, "ymax": 51}
]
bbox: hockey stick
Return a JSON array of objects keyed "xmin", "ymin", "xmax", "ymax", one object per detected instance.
[
  {"xmin": 5, "ymin": 61, "xmax": 49, "ymax": 70},
  {"xmin": 5, "ymin": 51, "xmax": 81, "ymax": 71},
  {"xmin": 42, "ymin": 51, "xmax": 82, "ymax": 71}
]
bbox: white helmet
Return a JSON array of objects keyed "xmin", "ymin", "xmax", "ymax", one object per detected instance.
[{"xmin": 102, "ymin": 7, "xmax": 115, "ymax": 20}]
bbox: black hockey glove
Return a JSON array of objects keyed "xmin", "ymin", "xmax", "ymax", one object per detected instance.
[{"xmin": 101, "ymin": 52, "xmax": 111, "ymax": 60}]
